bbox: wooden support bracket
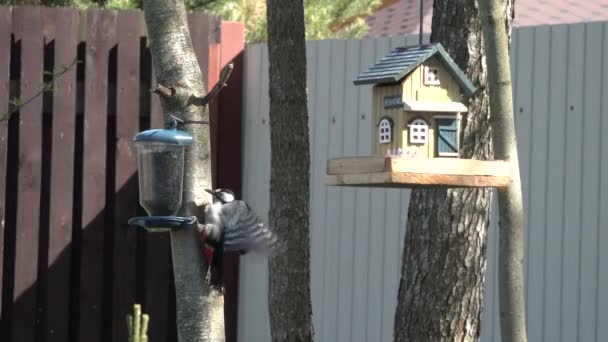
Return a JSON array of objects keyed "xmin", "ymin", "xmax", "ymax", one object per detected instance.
[{"xmin": 326, "ymin": 156, "xmax": 511, "ymax": 188}]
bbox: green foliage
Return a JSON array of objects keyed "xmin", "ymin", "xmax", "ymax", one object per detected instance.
[
  {"xmin": 197, "ymin": 0, "xmax": 382, "ymax": 43},
  {"xmin": 0, "ymin": 0, "xmax": 137, "ymax": 8},
  {"xmin": 1, "ymin": 0, "xmax": 382, "ymax": 42},
  {"xmin": 190, "ymin": 0, "xmax": 267, "ymax": 42},
  {"xmin": 303, "ymin": 0, "xmax": 381, "ymax": 40},
  {"xmin": 104, "ymin": 0, "xmax": 138, "ymax": 10},
  {"xmin": 0, "ymin": 0, "xmax": 97, "ymax": 7}
]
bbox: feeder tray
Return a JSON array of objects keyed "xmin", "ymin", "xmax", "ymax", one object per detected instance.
[
  {"xmin": 326, "ymin": 156, "xmax": 511, "ymax": 188},
  {"xmin": 128, "ymin": 216, "xmax": 198, "ymax": 233}
]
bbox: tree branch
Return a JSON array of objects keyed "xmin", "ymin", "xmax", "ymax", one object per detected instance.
[
  {"xmin": 478, "ymin": 0, "xmax": 527, "ymax": 341},
  {"xmin": 189, "ymin": 63, "xmax": 233, "ymax": 107},
  {"xmin": 1, "ymin": 58, "xmax": 80, "ymax": 121},
  {"xmin": 151, "ymin": 83, "xmax": 175, "ymax": 97}
]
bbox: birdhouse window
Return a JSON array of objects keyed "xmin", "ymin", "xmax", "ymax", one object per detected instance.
[
  {"xmin": 409, "ymin": 119, "xmax": 428, "ymax": 144},
  {"xmin": 424, "ymin": 67, "xmax": 440, "ymax": 85},
  {"xmin": 378, "ymin": 118, "xmax": 392, "ymax": 144}
]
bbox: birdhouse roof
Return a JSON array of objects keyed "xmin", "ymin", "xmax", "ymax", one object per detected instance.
[{"xmin": 353, "ymin": 43, "xmax": 476, "ymax": 96}]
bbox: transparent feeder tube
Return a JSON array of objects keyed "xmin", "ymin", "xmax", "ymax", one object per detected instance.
[{"xmin": 136, "ymin": 142, "xmax": 185, "ymax": 216}]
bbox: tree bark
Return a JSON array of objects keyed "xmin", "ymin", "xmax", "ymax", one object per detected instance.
[
  {"xmin": 266, "ymin": 0, "xmax": 314, "ymax": 341},
  {"xmin": 393, "ymin": 0, "xmax": 513, "ymax": 341},
  {"xmin": 478, "ymin": 0, "xmax": 527, "ymax": 341},
  {"xmin": 142, "ymin": 1, "xmax": 224, "ymax": 341}
]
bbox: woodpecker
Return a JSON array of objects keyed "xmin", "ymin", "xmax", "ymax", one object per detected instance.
[{"xmin": 199, "ymin": 188, "xmax": 276, "ymax": 291}]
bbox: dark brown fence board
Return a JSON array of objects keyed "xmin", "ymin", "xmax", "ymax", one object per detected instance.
[
  {"xmin": 208, "ymin": 40, "xmax": 220, "ymax": 186},
  {"xmin": 144, "ymin": 66, "xmax": 173, "ymax": 342},
  {"xmin": 0, "ymin": 5, "xmax": 12, "ymax": 317},
  {"xmin": 41, "ymin": 6, "xmax": 56, "ymax": 41},
  {"xmin": 11, "ymin": 6, "xmax": 43, "ymax": 342},
  {"xmin": 80, "ymin": 9, "xmax": 116, "ymax": 342},
  {"xmin": 37, "ymin": 8, "xmax": 56, "ymax": 337},
  {"xmin": 45, "ymin": 7, "xmax": 78, "ymax": 342},
  {"xmin": 143, "ymin": 233, "xmax": 172, "ymax": 342},
  {"xmin": 112, "ymin": 9, "xmax": 141, "ymax": 342},
  {"xmin": 188, "ymin": 11, "xmax": 210, "ymax": 88},
  {"xmin": 217, "ymin": 22, "xmax": 245, "ymax": 342},
  {"xmin": 188, "ymin": 12, "xmax": 214, "ymax": 183},
  {"xmin": 149, "ymin": 68, "xmax": 164, "ymax": 129}
]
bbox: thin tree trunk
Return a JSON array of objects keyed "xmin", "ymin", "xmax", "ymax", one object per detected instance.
[
  {"xmin": 393, "ymin": 0, "xmax": 512, "ymax": 340},
  {"xmin": 478, "ymin": 0, "xmax": 527, "ymax": 341},
  {"xmin": 142, "ymin": 1, "xmax": 224, "ymax": 341},
  {"xmin": 266, "ymin": 0, "xmax": 314, "ymax": 341}
]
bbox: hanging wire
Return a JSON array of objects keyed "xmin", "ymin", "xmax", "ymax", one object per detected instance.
[{"xmin": 419, "ymin": 0, "xmax": 424, "ymax": 45}]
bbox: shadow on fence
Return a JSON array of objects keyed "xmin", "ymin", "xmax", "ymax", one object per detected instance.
[{"xmin": 0, "ymin": 5, "xmax": 244, "ymax": 342}]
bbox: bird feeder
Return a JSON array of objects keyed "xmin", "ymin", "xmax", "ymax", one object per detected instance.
[{"xmin": 128, "ymin": 126, "xmax": 197, "ymax": 232}]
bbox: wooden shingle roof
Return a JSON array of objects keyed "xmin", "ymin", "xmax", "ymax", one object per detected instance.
[{"xmin": 353, "ymin": 43, "xmax": 476, "ymax": 96}]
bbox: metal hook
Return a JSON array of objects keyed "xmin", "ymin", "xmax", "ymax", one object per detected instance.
[
  {"xmin": 165, "ymin": 114, "xmax": 209, "ymax": 130},
  {"xmin": 166, "ymin": 115, "xmax": 185, "ymax": 129}
]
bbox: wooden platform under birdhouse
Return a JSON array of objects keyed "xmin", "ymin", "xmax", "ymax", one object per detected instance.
[{"xmin": 326, "ymin": 156, "xmax": 511, "ymax": 188}]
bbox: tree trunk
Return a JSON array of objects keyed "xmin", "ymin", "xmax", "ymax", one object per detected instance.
[
  {"xmin": 393, "ymin": 0, "xmax": 513, "ymax": 341},
  {"xmin": 266, "ymin": 0, "xmax": 314, "ymax": 341},
  {"xmin": 142, "ymin": 1, "xmax": 224, "ymax": 341},
  {"xmin": 478, "ymin": 0, "xmax": 527, "ymax": 341}
]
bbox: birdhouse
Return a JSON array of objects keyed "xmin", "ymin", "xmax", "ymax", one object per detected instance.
[
  {"xmin": 325, "ymin": 43, "xmax": 511, "ymax": 188},
  {"xmin": 354, "ymin": 43, "xmax": 475, "ymax": 158}
]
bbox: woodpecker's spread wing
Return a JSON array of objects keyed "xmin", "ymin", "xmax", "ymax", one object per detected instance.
[{"xmin": 220, "ymin": 200, "xmax": 276, "ymax": 253}]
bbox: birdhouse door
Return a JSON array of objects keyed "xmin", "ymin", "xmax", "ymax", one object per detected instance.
[{"xmin": 436, "ymin": 117, "xmax": 458, "ymax": 157}]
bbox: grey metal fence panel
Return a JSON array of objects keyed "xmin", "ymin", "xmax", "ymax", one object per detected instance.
[
  {"xmin": 525, "ymin": 25, "xmax": 551, "ymax": 342},
  {"xmin": 598, "ymin": 20, "xmax": 608, "ymax": 342},
  {"xmin": 239, "ymin": 23, "xmax": 608, "ymax": 342},
  {"xmin": 239, "ymin": 43, "xmax": 272, "ymax": 342},
  {"xmin": 580, "ymin": 22, "xmax": 604, "ymax": 342},
  {"xmin": 543, "ymin": 23, "xmax": 569, "ymax": 342}
]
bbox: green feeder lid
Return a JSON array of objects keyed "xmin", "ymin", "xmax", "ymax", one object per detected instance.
[{"xmin": 134, "ymin": 128, "xmax": 193, "ymax": 146}]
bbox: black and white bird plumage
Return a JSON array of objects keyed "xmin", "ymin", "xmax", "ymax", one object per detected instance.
[{"xmin": 199, "ymin": 188, "xmax": 276, "ymax": 289}]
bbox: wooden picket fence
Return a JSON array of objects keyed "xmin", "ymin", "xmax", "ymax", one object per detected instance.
[{"xmin": 0, "ymin": 5, "xmax": 244, "ymax": 342}]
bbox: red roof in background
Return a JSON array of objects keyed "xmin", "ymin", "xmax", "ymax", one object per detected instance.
[{"xmin": 366, "ymin": 0, "xmax": 608, "ymax": 37}]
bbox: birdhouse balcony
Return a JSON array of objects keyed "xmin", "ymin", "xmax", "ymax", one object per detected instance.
[{"xmin": 326, "ymin": 156, "xmax": 511, "ymax": 188}]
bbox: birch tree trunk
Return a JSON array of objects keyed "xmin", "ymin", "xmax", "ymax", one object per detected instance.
[
  {"xmin": 266, "ymin": 0, "xmax": 314, "ymax": 341},
  {"xmin": 393, "ymin": 0, "xmax": 513, "ymax": 340},
  {"xmin": 142, "ymin": 1, "xmax": 224, "ymax": 341},
  {"xmin": 478, "ymin": 0, "xmax": 527, "ymax": 340}
]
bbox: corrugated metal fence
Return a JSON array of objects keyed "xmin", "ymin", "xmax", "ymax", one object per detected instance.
[{"xmin": 239, "ymin": 22, "xmax": 608, "ymax": 342}]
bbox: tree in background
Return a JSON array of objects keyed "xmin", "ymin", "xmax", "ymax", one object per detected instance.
[
  {"xmin": 393, "ymin": 0, "xmax": 514, "ymax": 341},
  {"xmin": 478, "ymin": 0, "xmax": 527, "ymax": 340},
  {"xmin": 200, "ymin": 0, "xmax": 385, "ymax": 42},
  {"xmin": 0, "ymin": 0, "xmax": 140, "ymax": 9},
  {"xmin": 266, "ymin": 0, "xmax": 313, "ymax": 340},
  {"xmin": 0, "ymin": 0, "xmax": 401, "ymax": 43}
]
